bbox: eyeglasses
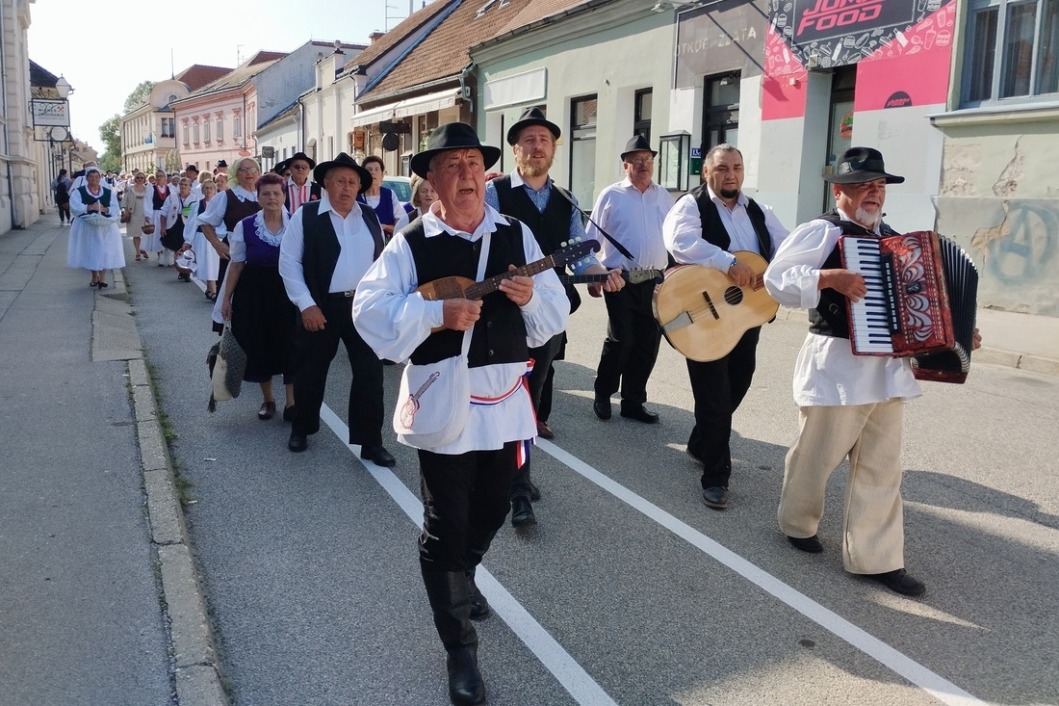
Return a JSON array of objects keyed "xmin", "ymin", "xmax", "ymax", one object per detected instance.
[{"xmin": 628, "ymin": 157, "xmax": 654, "ymax": 166}]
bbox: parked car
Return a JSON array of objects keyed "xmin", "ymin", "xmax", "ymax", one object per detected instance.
[{"xmin": 383, "ymin": 176, "xmax": 411, "ymax": 203}]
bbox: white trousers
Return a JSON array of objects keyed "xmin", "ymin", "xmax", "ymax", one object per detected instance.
[{"xmin": 778, "ymin": 399, "xmax": 906, "ymax": 574}]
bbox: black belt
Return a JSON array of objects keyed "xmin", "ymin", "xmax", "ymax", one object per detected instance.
[{"xmin": 327, "ymin": 290, "xmax": 356, "ymax": 300}]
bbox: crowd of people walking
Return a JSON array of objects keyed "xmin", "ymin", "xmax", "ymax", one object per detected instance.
[{"xmin": 61, "ymin": 118, "xmax": 982, "ymax": 705}]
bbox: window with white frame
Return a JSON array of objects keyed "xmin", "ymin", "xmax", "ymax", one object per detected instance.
[
  {"xmin": 963, "ymin": 0, "xmax": 1058, "ymax": 105},
  {"xmin": 216, "ymin": 118, "xmax": 224, "ymax": 143},
  {"xmin": 570, "ymin": 95, "xmax": 598, "ymax": 207},
  {"xmin": 204, "ymin": 121, "xmax": 211, "ymax": 143},
  {"xmin": 183, "ymin": 124, "xmax": 190, "ymax": 145},
  {"xmin": 233, "ymin": 116, "xmax": 242, "ymax": 140},
  {"xmin": 192, "ymin": 123, "xmax": 200, "ymax": 144}
]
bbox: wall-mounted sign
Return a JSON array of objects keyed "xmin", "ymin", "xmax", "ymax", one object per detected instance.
[
  {"xmin": 379, "ymin": 120, "xmax": 411, "ymax": 134},
  {"xmin": 31, "ymin": 99, "xmax": 70, "ymax": 127}
]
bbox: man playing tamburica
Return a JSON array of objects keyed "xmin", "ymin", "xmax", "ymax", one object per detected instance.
[
  {"xmin": 662, "ymin": 144, "xmax": 788, "ymax": 510},
  {"xmin": 763, "ymin": 147, "xmax": 981, "ymax": 597},
  {"xmin": 352, "ymin": 122, "xmax": 568, "ymax": 705},
  {"xmin": 485, "ymin": 106, "xmax": 624, "ymax": 528}
]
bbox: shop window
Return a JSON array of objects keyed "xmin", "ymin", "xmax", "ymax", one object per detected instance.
[
  {"xmin": 570, "ymin": 95, "xmax": 597, "ymax": 207},
  {"xmin": 963, "ymin": 0, "xmax": 1059, "ymax": 105},
  {"xmin": 634, "ymin": 88, "xmax": 653, "ymax": 145},
  {"xmin": 701, "ymin": 73, "xmax": 740, "ymax": 151}
]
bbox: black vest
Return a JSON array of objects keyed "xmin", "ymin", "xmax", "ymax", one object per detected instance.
[
  {"xmin": 404, "ymin": 217, "xmax": 529, "ymax": 369},
  {"xmin": 151, "ymin": 186, "xmax": 169, "ymax": 211},
  {"xmin": 300, "ymin": 201, "xmax": 385, "ymax": 307},
  {"xmin": 493, "ymin": 175, "xmax": 582, "ymax": 314},
  {"xmin": 690, "ymin": 184, "xmax": 774, "ymax": 261},
  {"xmin": 808, "ymin": 210, "xmax": 899, "ymax": 338},
  {"xmin": 78, "ymin": 186, "xmax": 111, "ymax": 209}
]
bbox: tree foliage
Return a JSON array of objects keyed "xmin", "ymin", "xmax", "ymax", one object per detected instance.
[
  {"xmin": 124, "ymin": 80, "xmax": 156, "ymax": 113},
  {"xmin": 98, "ymin": 114, "xmax": 122, "ymax": 173}
]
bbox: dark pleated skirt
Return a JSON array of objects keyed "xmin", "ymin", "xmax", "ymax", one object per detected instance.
[{"xmin": 230, "ymin": 264, "xmax": 296, "ymax": 383}]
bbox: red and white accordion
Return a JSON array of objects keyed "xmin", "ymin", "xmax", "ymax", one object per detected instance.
[{"xmin": 839, "ymin": 231, "xmax": 979, "ymax": 384}]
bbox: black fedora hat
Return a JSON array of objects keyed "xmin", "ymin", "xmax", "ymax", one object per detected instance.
[
  {"xmin": 620, "ymin": 134, "xmax": 657, "ymax": 162},
  {"xmin": 824, "ymin": 147, "xmax": 905, "ymax": 184},
  {"xmin": 506, "ymin": 106, "xmax": 560, "ymax": 145},
  {"xmin": 216, "ymin": 159, "xmax": 228, "ymax": 168},
  {"xmin": 287, "ymin": 151, "xmax": 316, "ymax": 169},
  {"xmin": 410, "ymin": 122, "xmax": 501, "ymax": 179},
  {"xmin": 272, "ymin": 159, "xmax": 288, "ymax": 175},
  {"xmin": 313, "ymin": 153, "xmax": 373, "ymax": 194}
]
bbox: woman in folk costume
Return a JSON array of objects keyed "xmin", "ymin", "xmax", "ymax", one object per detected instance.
[
  {"xmin": 356, "ymin": 155, "xmax": 404, "ymax": 239},
  {"xmin": 392, "ymin": 173, "xmax": 438, "ymax": 233},
  {"xmin": 203, "ymin": 157, "xmax": 262, "ymax": 333},
  {"xmin": 143, "ymin": 169, "xmax": 171, "ymax": 265},
  {"xmin": 160, "ymin": 177, "xmax": 200, "ymax": 281},
  {"xmin": 67, "ymin": 166, "xmax": 125, "ymax": 289},
  {"xmin": 184, "ymin": 179, "xmax": 222, "ymax": 300},
  {"xmin": 220, "ymin": 173, "xmax": 297, "ymax": 421},
  {"xmin": 121, "ymin": 172, "xmax": 151, "ymax": 261}
]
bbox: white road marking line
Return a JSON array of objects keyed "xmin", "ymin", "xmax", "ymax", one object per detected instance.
[
  {"xmin": 319, "ymin": 405, "xmax": 618, "ymax": 706},
  {"xmin": 536, "ymin": 438, "xmax": 988, "ymax": 706}
]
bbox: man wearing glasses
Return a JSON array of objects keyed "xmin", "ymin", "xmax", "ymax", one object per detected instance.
[
  {"xmin": 282, "ymin": 151, "xmax": 321, "ymax": 214},
  {"xmin": 589, "ymin": 135, "xmax": 674, "ymax": 424}
]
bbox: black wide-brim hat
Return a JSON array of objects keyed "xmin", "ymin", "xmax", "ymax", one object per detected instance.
[
  {"xmin": 410, "ymin": 122, "xmax": 501, "ymax": 179},
  {"xmin": 313, "ymin": 152, "xmax": 373, "ymax": 194},
  {"xmin": 824, "ymin": 147, "xmax": 905, "ymax": 184},
  {"xmin": 506, "ymin": 106, "xmax": 561, "ymax": 145},
  {"xmin": 620, "ymin": 134, "xmax": 657, "ymax": 162},
  {"xmin": 216, "ymin": 160, "xmax": 228, "ymax": 168},
  {"xmin": 287, "ymin": 151, "xmax": 316, "ymax": 169},
  {"xmin": 272, "ymin": 160, "xmax": 288, "ymax": 175}
]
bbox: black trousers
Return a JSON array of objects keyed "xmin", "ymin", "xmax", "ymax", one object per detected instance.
[
  {"xmin": 594, "ymin": 280, "xmax": 662, "ymax": 407},
  {"xmin": 510, "ymin": 333, "xmax": 563, "ymax": 501},
  {"xmin": 418, "ymin": 442, "xmax": 518, "ymax": 573},
  {"xmin": 291, "ymin": 296, "xmax": 383, "ymax": 446},
  {"xmin": 686, "ymin": 326, "xmax": 761, "ymax": 489}
]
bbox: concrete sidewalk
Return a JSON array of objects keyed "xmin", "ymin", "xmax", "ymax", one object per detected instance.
[{"xmin": 0, "ymin": 218, "xmax": 225, "ymax": 706}]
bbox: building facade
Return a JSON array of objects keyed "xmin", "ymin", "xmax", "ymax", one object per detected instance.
[{"xmin": 2, "ymin": 0, "xmax": 39, "ymax": 232}]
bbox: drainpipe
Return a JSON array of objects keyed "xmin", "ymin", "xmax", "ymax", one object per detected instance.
[{"xmin": 0, "ymin": 7, "xmax": 21, "ymax": 229}]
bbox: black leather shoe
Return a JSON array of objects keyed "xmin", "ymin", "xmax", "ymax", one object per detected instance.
[
  {"xmin": 593, "ymin": 395, "xmax": 612, "ymax": 420},
  {"xmin": 511, "ymin": 497, "xmax": 536, "ymax": 527},
  {"xmin": 621, "ymin": 404, "xmax": 660, "ymax": 424},
  {"xmin": 288, "ymin": 432, "xmax": 308, "ymax": 453},
  {"xmin": 787, "ymin": 534, "xmax": 824, "ymax": 553},
  {"xmin": 529, "ymin": 481, "xmax": 541, "ymax": 502},
  {"xmin": 865, "ymin": 568, "xmax": 926, "ymax": 597},
  {"xmin": 361, "ymin": 444, "xmax": 396, "ymax": 467},
  {"xmin": 446, "ymin": 647, "xmax": 485, "ymax": 705},
  {"xmin": 701, "ymin": 486, "xmax": 729, "ymax": 510},
  {"xmin": 257, "ymin": 401, "xmax": 276, "ymax": 421}
]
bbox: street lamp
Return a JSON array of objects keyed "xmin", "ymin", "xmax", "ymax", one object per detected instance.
[{"xmin": 55, "ymin": 75, "xmax": 74, "ymax": 99}]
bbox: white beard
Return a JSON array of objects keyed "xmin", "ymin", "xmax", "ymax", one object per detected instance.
[{"xmin": 854, "ymin": 207, "xmax": 881, "ymax": 229}]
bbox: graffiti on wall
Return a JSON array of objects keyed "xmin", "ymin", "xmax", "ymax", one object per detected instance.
[{"xmin": 972, "ymin": 201, "xmax": 1059, "ymax": 286}]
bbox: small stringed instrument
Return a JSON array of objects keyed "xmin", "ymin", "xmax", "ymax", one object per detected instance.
[
  {"xmin": 556, "ymin": 268, "xmax": 662, "ymax": 287},
  {"xmin": 416, "ymin": 240, "xmax": 600, "ymax": 330},
  {"xmin": 652, "ymin": 251, "xmax": 778, "ymax": 362}
]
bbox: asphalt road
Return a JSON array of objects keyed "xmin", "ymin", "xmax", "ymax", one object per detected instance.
[{"xmin": 125, "ymin": 255, "xmax": 1059, "ymax": 706}]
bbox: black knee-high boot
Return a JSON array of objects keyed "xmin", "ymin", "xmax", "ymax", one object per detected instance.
[{"xmin": 422, "ymin": 569, "xmax": 485, "ymax": 705}]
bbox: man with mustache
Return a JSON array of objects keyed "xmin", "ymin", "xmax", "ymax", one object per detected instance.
[
  {"xmin": 663, "ymin": 144, "xmax": 789, "ymax": 510},
  {"xmin": 485, "ymin": 107, "xmax": 624, "ymax": 529},
  {"xmin": 590, "ymin": 135, "xmax": 674, "ymax": 425},
  {"xmin": 763, "ymin": 147, "xmax": 980, "ymax": 597}
]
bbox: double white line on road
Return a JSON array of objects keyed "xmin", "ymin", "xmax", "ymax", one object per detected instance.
[{"xmin": 321, "ymin": 404, "xmax": 986, "ymax": 706}]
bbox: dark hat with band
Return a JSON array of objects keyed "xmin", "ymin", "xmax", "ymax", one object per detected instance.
[
  {"xmin": 286, "ymin": 151, "xmax": 316, "ymax": 169},
  {"xmin": 620, "ymin": 134, "xmax": 657, "ymax": 161},
  {"xmin": 506, "ymin": 106, "xmax": 560, "ymax": 145},
  {"xmin": 410, "ymin": 122, "xmax": 501, "ymax": 179},
  {"xmin": 824, "ymin": 147, "xmax": 905, "ymax": 184},
  {"xmin": 313, "ymin": 152, "xmax": 373, "ymax": 194},
  {"xmin": 215, "ymin": 159, "xmax": 228, "ymax": 168}
]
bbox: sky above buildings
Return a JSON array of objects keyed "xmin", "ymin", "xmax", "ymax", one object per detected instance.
[{"xmin": 29, "ymin": 0, "xmax": 433, "ymax": 154}]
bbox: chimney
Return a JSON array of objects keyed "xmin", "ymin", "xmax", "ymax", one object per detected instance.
[{"xmin": 369, "ymin": 31, "xmax": 386, "ymax": 44}]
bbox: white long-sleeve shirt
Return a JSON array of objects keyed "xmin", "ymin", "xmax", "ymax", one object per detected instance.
[
  {"xmin": 763, "ymin": 209, "xmax": 920, "ymax": 407},
  {"xmin": 352, "ymin": 202, "xmax": 569, "ymax": 454},
  {"xmin": 663, "ymin": 187, "xmax": 789, "ymax": 269},
  {"xmin": 278, "ymin": 194, "xmax": 378, "ymax": 312},
  {"xmin": 588, "ymin": 178, "xmax": 673, "ymax": 271}
]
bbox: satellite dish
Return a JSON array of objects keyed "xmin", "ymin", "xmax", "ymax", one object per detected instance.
[{"xmin": 381, "ymin": 132, "xmax": 400, "ymax": 152}]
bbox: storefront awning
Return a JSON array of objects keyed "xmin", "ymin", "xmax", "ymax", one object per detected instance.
[{"xmin": 352, "ymin": 88, "xmax": 461, "ymax": 128}]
